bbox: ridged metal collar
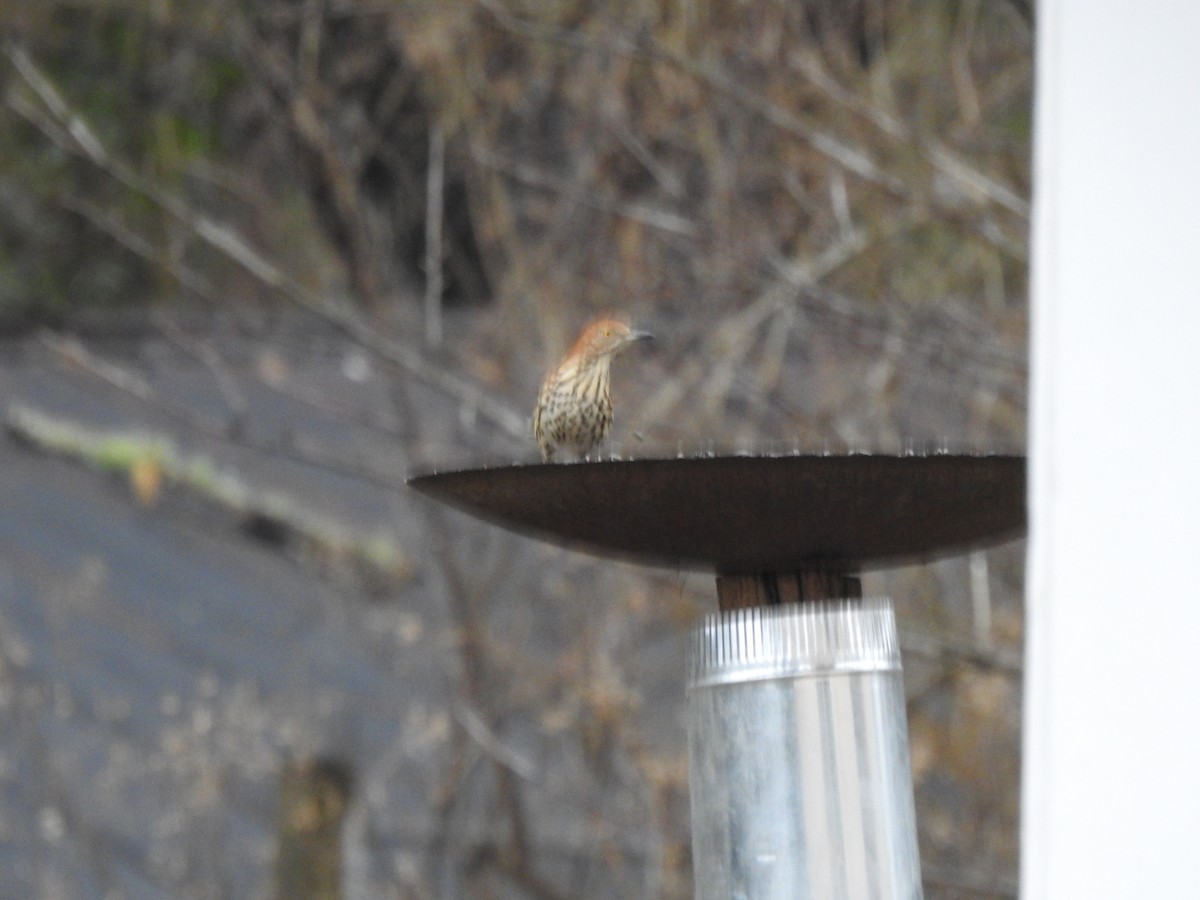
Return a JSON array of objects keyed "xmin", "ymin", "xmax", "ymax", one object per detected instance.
[{"xmin": 687, "ymin": 598, "xmax": 900, "ymax": 689}]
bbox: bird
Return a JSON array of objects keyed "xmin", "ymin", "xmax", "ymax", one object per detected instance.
[{"xmin": 533, "ymin": 316, "xmax": 653, "ymax": 461}]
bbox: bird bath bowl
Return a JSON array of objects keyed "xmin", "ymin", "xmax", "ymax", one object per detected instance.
[{"xmin": 409, "ymin": 452, "xmax": 1026, "ymax": 606}]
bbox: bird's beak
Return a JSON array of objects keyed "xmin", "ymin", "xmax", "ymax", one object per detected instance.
[{"xmin": 630, "ymin": 330, "xmax": 654, "ymax": 343}]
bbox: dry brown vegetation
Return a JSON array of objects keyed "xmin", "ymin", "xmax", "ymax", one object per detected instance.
[{"xmin": 0, "ymin": 1, "xmax": 1030, "ymax": 896}]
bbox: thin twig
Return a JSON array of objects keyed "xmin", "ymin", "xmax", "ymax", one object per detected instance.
[
  {"xmin": 51, "ymin": 194, "xmax": 222, "ymax": 306},
  {"xmin": 150, "ymin": 313, "xmax": 250, "ymax": 429},
  {"xmin": 425, "ymin": 126, "xmax": 446, "ymax": 348},
  {"xmin": 453, "ymin": 702, "xmax": 538, "ymax": 783},
  {"xmin": 923, "ymin": 141, "xmax": 1030, "ymax": 218},
  {"xmin": 472, "ymin": 143, "xmax": 697, "ymax": 237}
]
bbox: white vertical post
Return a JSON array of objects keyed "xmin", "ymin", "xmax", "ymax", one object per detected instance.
[{"xmin": 1024, "ymin": 1, "xmax": 1200, "ymax": 896}]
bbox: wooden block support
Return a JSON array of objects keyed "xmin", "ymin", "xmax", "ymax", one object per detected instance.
[
  {"xmin": 275, "ymin": 756, "xmax": 353, "ymax": 900},
  {"xmin": 716, "ymin": 570, "xmax": 863, "ymax": 611}
]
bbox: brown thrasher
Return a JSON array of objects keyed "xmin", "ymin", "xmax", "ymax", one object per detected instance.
[{"xmin": 533, "ymin": 317, "xmax": 653, "ymax": 461}]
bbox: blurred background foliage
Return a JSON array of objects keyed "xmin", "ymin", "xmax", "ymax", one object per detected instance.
[
  {"xmin": 0, "ymin": 0, "xmax": 1033, "ymax": 451},
  {"xmin": 0, "ymin": 1, "xmax": 1031, "ymax": 897}
]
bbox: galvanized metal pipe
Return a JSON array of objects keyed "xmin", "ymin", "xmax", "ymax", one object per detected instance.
[{"xmin": 687, "ymin": 598, "xmax": 922, "ymax": 900}]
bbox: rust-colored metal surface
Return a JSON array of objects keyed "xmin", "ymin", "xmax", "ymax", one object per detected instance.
[{"xmin": 409, "ymin": 454, "xmax": 1026, "ymax": 574}]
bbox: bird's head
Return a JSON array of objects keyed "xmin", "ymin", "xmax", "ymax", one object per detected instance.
[{"xmin": 570, "ymin": 316, "xmax": 654, "ymax": 362}]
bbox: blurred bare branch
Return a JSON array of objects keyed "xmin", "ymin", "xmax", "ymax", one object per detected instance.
[
  {"xmin": 472, "ymin": 144, "xmax": 698, "ymax": 238},
  {"xmin": 453, "ymin": 703, "xmax": 537, "ymax": 783},
  {"xmin": 151, "ymin": 313, "xmax": 251, "ymax": 430},
  {"xmin": 424, "ymin": 127, "xmax": 446, "ymax": 348},
  {"xmin": 50, "ymin": 194, "xmax": 223, "ymax": 307}
]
